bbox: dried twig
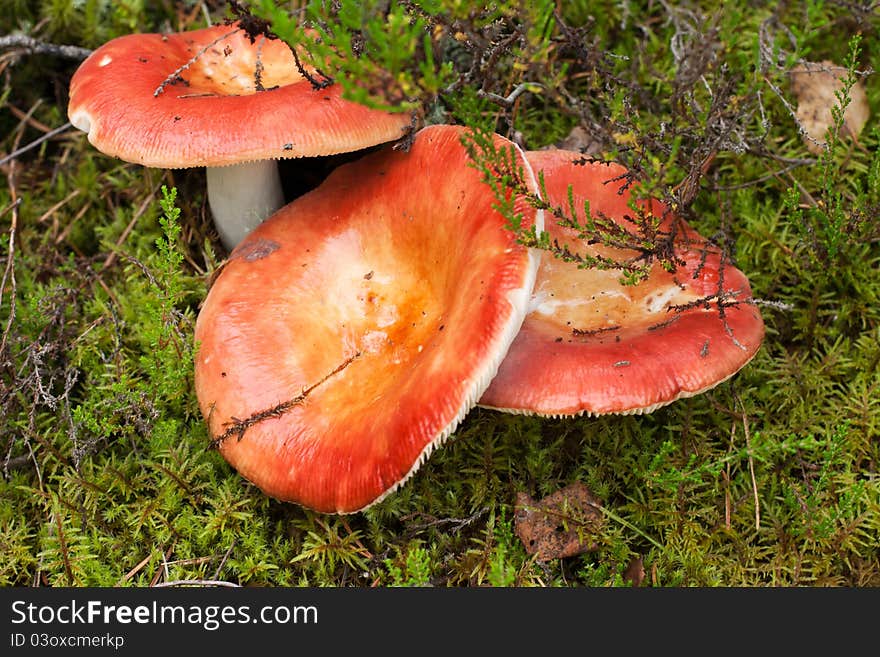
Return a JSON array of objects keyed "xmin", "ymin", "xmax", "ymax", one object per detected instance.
[
  {"xmin": 7, "ymin": 103, "xmax": 56, "ymax": 133},
  {"xmin": 150, "ymin": 546, "xmax": 174, "ymax": 587},
  {"xmin": 711, "ymin": 156, "xmax": 815, "ymax": 191},
  {"xmin": 116, "ymin": 552, "xmax": 156, "ymax": 586},
  {"xmin": 211, "ymin": 352, "xmax": 361, "ymax": 446},
  {"xmin": 53, "ymin": 502, "xmax": 75, "ymax": 585},
  {"xmin": 0, "ymin": 122, "xmax": 76, "ymax": 168},
  {"xmin": 735, "ymin": 394, "xmax": 761, "ymax": 531},
  {"xmin": 154, "ymin": 29, "xmax": 238, "ymax": 97},
  {"xmin": 36, "ymin": 189, "xmax": 80, "ymax": 225},
  {"xmin": 0, "ymin": 199, "xmax": 21, "ymax": 357},
  {"xmin": 402, "ymin": 507, "xmax": 488, "ymax": 537},
  {"xmin": 725, "ymin": 421, "xmax": 735, "ymax": 530},
  {"xmin": 1, "ymin": 102, "xmax": 29, "ymax": 359},
  {"xmin": 101, "ymin": 183, "xmax": 162, "ymax": 270},
  {"xmin": 476, "ymin": 82, "xmax": 542, "ymax": 108},
  {"xmin": 153, "ymin": 579, "xmax": 241, "ymax": 588},
  {"xmin": 212, "ymin": 541, "xmax": 236, "ymax": 581},
  {"xmin": 0, "ymin": 35, "xmax": 92, "ymax": 60}
]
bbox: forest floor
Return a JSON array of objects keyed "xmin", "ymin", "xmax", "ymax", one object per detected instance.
[{"xmin": 1, "ymin": 1, "xmax": 878, "ymax": 587}]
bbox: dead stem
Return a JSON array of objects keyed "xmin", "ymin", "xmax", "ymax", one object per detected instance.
[
  {"xmin": 116, "ymin": 552, "xmax": 155, "ymax": 586},
  {"xmin": 647, "ymin": 314, "xmax": 682, "ymax": 332},
  {"xmin": 152, "ymin": 579, "xmax": 241, "ymax": 588},
  {"xmin": 477, "ymin": 82, "xmax": 541, "ymax": 108},
  {"xmin": 1, "ymin": 102, "xmax": 28, "ymax": 360},
  {"xmin": 151, "ymin": 546, "xmax": 174, "ymax": 587},
  {"xmin": 52, "ymin": 499, "xmax": 75, "ymax": 585},
  {"xmin": 154, "ymin": 29, "xmax": 238, "ymax": 97},
  {"xmin": 732, "ymin": 391, "xmax": 761, "ymax": 531},
  {"xmin": 741, "ymin": 399, "xmax": 760, "ymax": 531},
  {"xmin": 0, "ymin": 35, "xmax": 92, "ymax": 60},
  {"xmin": 571, "ymin": 325, "xmax": 621, "ymax": 337},
  {"xmin": 213, "ymin": 541, "xmax": 236, "ymax": 580},
  {"xmin": 403, "ymin": 507, "xmax": 489, "ymax": 534},
  {"xmin": 0, "ymin": 198, "xmax": 21, "ymax": 357},
  {"xmin": 211, "ymin": 352, "xmax": 362, "ymax": 446},
  {"xmin": 6, "ymin": 103, "xmax": 56, "ymax": 133},
  {"xmin": 725, "ymin": 421, "xmax": 735, "ymax": 530},
  {"xmin": 668, "ymin": 286, "xmax": 752, "ymax": 351},
  {"xmin": 285, "ymin": 40, "xmax": 333, "ymax": 90},
  {"xmin": 712, "ymin": 156, "xmax": 814, "ymax": 191},
  {"xmin": 36, "ymin": 189, "xmax": 80, "ymax": 225},
  {"xmin": 0, "ymin": 122, "xmax": 75, "ymax": 168},
  {"xmin": 101, "ymin": 183, "xmax": 161, "ymax": 271}
]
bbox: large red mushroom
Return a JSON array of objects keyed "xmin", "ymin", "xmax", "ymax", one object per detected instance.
[
  {"xmin": 479, "ymin": 149, "xmax": 765, "ymax": 417},
  {"xmin": 194, "ymin": 124, "xmax": 543, "ymax": 514},
  {"xmin": 67, "ymin": 21, "xmax": 412, "ymax": 249}
]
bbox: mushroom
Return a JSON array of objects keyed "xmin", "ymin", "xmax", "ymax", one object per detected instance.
[
  {"xmin": 67, "ymin": 22, "xmax": 412, "ymax": 250},
  {"xmin": 478, "ymin": 149, "xmax": 765, "ymax": 417},
  {"xmin": 194, "ymin": 124, "xmax": 544, "ymax": 513}
]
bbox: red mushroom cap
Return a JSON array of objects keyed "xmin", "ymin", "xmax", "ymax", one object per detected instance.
[
  {"xmin": 67, "ymin": 23, "xmax": 411, "ymax": 167},
  {"xmin": 194, "ymin": 124, "xmax": 543, "ymax": 513},
  {"xmin": 478, "ymin": 149, "xmax": 765, "ymax": 417}
]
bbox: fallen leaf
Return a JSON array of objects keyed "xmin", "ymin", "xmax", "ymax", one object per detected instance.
[
  {"xmin": 623, "ymin": 556, "xmax": 645, "ymax": 587},
  {"xmin": 514, "ymin": 482, "xmax": 603, "ymax": 561},
  {"xmin": 789, "ymin": 60, "xmax": 869, "ymax": 155},
  {"xmin": 550, "ymin": 125, "xmax": 606, "ymax": 157}
]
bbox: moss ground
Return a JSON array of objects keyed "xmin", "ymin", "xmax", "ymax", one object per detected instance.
[{"xmin": 1, "ymin": 1, "xmax": 878, "ymax": 587}]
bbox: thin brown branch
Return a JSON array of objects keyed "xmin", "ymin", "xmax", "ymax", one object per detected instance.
[
  {"xmin": 101, "ymin": 183, "xmax": 161, "ymax": 270},
  {"xmin": 213, "ymin": 541, "xmax": 236, "ymax": 581},
  {"xmin": 53, "ymin": 503, "xmax": 75, "ymax": 585},
  {"xmin": 116, "ymin": 552, "xmax": 156, "ymax": 586},
  {"xmin": 7, "ymin": 103, "xmax": 55, "ymax": 133},
  {"xmin": 284, "ymin": 39, "xmax": 334, "ymax": 90},
  {"xmin": 477, "ymin": 82, "xmax": 541, "ymax": 108},
  {"xmin": 0, "ymin": 103, "xmax": 28, "ymax": 360},
  {"xmin": 732, "ymin": 392, "xmax": 761, "ymax": 531},
  {"xmin": 0, "ymin": 122, "xmax": 75, "ymax": 167},
  {"xmin": 154, "ymin": 29, "xmax": 238, "ymax": 97},
  {"xmin": 0, "ymin": 198, "xmax": 21, "ymax": 357},
  {"xmin": 742, "ymin": 402, "xmax": 760, "ymax": 531}
]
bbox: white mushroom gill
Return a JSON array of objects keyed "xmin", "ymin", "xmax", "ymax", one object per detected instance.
[{"xmin": 205, "ymin": 160, "xmax": 285, "ymax": 250}]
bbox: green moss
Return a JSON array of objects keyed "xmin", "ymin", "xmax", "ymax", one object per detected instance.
[{"xmin": 1, "ymin": 0, "xmax": 878, "ymax": 588}]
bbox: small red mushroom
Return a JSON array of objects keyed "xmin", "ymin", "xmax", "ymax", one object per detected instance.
[
  {"xmin": 479, "ymin": 149, "xmax": 765, "ymax": 417},
  {"xmin": 67, "ymin": 22, "xmax": 412, "ymax": 249},
  {"xmin": 194, "ymin": 124, "xmax": 543, "ymax": 514}
]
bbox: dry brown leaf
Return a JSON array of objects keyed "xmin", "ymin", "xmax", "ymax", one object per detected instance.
[
  {"xmin": 556, "ymin": 125, "xmax": 605, "ymax": 156},
  {"xmin": 539, "ymin": 125, "xmax": 605, "ymax": 156},
  {"xmin": 789, "ymin": 60, "xmax": 869, "ymax": 155},
  {"xmin": 514, "ymin": 482, "xmax": 603, "ymax": 561},
  {"xmin": 623, "ymin": 556, "xmax": 645, "ymax": 587}
]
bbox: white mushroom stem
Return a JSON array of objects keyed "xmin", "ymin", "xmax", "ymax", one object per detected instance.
[{"xmin": 206, "ymin": 160, "xmax": 284, "ymax": 251}]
